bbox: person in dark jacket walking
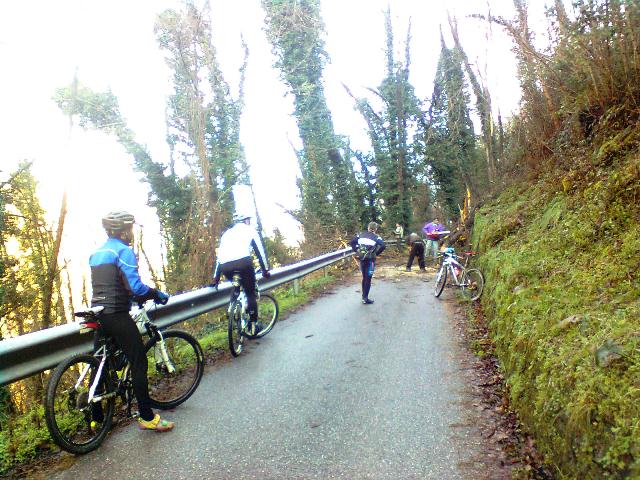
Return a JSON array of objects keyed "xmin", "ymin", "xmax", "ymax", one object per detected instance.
[
  {"xmin": 349, "ymin": 222, "xmax": 386, "ymax": 304},
  {"xmin": 405, "ymin": 232, "xmax": 426, "ymax": 272}
]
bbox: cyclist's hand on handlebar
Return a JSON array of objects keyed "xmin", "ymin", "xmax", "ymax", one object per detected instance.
[
  {"xmin": 153, "ymin": 289, "xmax": 170, "ymax": 305},
  {"xmin": 263, "ymin": 270, "xmax": 271, "ymax": 279}
]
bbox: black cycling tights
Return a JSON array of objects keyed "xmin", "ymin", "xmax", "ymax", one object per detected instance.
[
  {"xmin": 360, "ymin": 258, "xmax": 375, "ymax": 300},
  {"xmin": 221, "ymin": 257, "xmax": 258, "ymax": 322},
  {"xmin": 97, "ymin": 312, "xmax": 154, "ymax": 421}
]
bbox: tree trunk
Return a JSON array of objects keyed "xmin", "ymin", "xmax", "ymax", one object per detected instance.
[{"xmin": 42, "ymin": 191, "xmax": 67, "ymax": 329}]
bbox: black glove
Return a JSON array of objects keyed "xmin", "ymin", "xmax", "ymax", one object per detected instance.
[
  {"xmin": 263, "ymin": 270, "xmax": 271, "ymax": 279},
  {"xmin": 153, "ymin": 289, "xmax": 169, "ymax": 305}
]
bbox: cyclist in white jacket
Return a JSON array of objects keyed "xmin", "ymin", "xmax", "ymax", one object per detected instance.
[{"xmin": 212, "ymin": 213, "xmax": 271, "ymax": 330}]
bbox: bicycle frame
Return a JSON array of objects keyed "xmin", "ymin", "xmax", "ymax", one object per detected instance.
[
  {"xmin": 441, "ymin": 253, "xmax": 466, "ymax": 286},
  {"xmin": 84, "ymin": 343, "xmax": 125, "ymax": 407},
  {"xmin": 133, "ymin": 307, "xmax": 175, "ymax": 374},
  {"xmin": 84, "ymin": 304, "xmax": 175, "ymax": 410}
]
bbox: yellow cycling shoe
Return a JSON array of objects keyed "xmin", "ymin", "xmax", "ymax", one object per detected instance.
[{"xmin": 138, "ymin": 414, "xmax": 174, "ymax": 432}]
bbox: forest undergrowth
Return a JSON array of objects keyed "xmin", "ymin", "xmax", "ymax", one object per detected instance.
[{"xmin": 472, "ymin": 130, "xmax": 640, "ymax": 478}]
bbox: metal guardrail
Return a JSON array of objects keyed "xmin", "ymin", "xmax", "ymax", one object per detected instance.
[{"xmin": 0, "ymin": 247, "xmax": 355, "ymax": 387}]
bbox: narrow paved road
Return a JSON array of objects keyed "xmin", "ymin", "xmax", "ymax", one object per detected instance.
[{"xmin": 51, "ymin": 266, "xmax": 486, "ymax": 479}]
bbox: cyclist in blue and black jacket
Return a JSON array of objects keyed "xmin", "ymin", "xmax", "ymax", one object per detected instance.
[
  {"xmin": 89, "ymin": 211, "xmax": 173, "ymax": 432},
  {"xmin": 349, "ymin": 221, "xmax": 386, "ymax": 304}
]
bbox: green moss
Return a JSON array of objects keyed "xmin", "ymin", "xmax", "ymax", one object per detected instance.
[{"xmin": 473, "ymin": 151, "xmax": 640, "ymax": 478}]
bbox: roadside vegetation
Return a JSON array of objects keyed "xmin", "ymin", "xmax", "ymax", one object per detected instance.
[
  {"xmin": 473, "ymin": 148, "xmax": 640, "ymax": 478},
  {"xmin": 2, "ymin": 0, "xmax": 639, "ymax": 478},
  {"xmin": 470, "ymin": 1, "xmax": 640, "ymax": 475}
]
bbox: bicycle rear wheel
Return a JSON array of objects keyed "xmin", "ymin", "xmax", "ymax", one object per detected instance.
[
  {"xmin": 434, "ymin": 265, "xmax": 447, "ymax": 297},
  {"xmin": 145, "ymin": 330, "xmax": 205, "ymax": 410},
  {"xmin": 45, "ymin": 354, "xmax": 115, "ymax": 454},
  {"xmin": 245, "ymin": 294, "xmax": 279, "ymax": 339},
  {"xmin": 460, "ymin": 268, "xmax": 484, "ymax": 301},
  {"xmin": 228, "ymin": 302, "xmax": 245, "ymax": 357}
]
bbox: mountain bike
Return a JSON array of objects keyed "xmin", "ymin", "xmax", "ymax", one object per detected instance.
[
  {"xmin": 44, "ymin": 301, "xmax": 205, "ymax": 454},
  {"xmin": 434, "ymin": 247, "xmax": 484, "ymax": 301},
  {"xmin": 227, "ymin": 272, "xmax": 279, "ymax": 357}
]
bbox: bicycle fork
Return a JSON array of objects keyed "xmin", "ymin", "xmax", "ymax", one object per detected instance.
[{"xmin": 153, "ymin": 330, "xmax": 176, "ymax": 374}]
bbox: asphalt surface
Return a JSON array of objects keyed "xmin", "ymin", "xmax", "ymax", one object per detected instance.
[{"xmin": 50, "ymin": 267, "xmax": 485, "ymax": 479}]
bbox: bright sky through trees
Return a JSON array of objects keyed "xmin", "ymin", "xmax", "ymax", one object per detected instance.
[{"xmin": 0, "ymin": 0, "xmax": 544, "ymax": 297}]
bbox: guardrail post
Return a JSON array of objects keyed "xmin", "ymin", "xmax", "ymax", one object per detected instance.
[{"xmin": 293, "ymin": 278, "xmax": 300, "ymax": 295}]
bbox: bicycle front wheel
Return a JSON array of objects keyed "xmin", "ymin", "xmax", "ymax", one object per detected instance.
[
  {"xmin": 145, "ymin": 330, "xmax": 205, "ymax": 410},
  {"xmin": 434, "ymin": 265, "xmax": 447, "ymax": 297},
  {"xmin": 228, "ymin": 302, "xmax": 245, "ymax": 357},
  {"xmin": 460, "ymin": 268, "xmax": 484, "ymax": 301},
  {"xmin": 45, "ymin": 354, "xmax": 115, "ymax": 454},
  {"xmin": 245, "ymin": 294, "xmax": 279, "ymax": 339}
]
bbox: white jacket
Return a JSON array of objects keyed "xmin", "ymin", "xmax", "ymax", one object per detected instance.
[{"xmin": 214, "ymin": 223, "xmax": 269, "ymax": 277}]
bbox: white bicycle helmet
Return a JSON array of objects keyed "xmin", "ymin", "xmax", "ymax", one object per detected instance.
[{"xmin": 102, "ymin": 211, "xmax": 135, "ymax": 232}]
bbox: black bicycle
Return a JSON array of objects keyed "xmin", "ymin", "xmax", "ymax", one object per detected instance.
[
  {"xmin": 44, "ymin": 301, "xmax": 205, "ymax": 454},
  {"xmin": 227, "ymin": 272, "xmax": 279, "ymax": 357}
]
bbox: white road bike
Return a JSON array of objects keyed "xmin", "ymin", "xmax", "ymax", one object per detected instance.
[{"xmin": 433, "ymin": 247, "xmax": 484, "ymax": 301}]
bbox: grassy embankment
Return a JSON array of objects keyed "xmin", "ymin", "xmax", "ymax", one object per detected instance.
[
  {"xmin": 472, "ymin": 142, "xmax": 640, "ymax": 478},
  {"xmin": 0, "ymin": 265, "xmax": 347, "ymax": 475}
]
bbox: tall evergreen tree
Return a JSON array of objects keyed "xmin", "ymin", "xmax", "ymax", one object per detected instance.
[
  {"xmin": 155, "ymin": 4, "xmax": 250, "ymax": 283},
  {"xmin": 449, "ymin": 14, "xmax": 496, "ymax": 187},
  {"xmin": 54, "ymin": 4, "xmax": 248, "ymax": 289},
  {"xmin": 420, "ymin": 35, "xmax": 477, "ymax": 220},
  {"xmin": 347, "ymin": 7, "xmax": 420, "ymax": 231},
  {"xmin": 262, "ymin": 0, "xmax": 361, "ymax": 249}
]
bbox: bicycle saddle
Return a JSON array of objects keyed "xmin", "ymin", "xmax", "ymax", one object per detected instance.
[
  {"xmin": 74, "ymin": 306, "xmax": 105, "ymax": 318},
  {"xmin": 75, "ymin": 306, "xmax": 105, "ymax": 331}
]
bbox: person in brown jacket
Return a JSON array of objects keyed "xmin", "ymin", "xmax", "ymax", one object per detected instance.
[{"xmin": 405, "ymin": 232, "xmax": 426, "ymax": 272}]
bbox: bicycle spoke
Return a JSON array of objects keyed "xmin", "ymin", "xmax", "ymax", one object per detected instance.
[
  {"xmin": 246, "ymin": 294, "xmax": 278, "ymax": 339},
  {"xmin": 228, "ymin": 303, "xmax": 245, "ymax": 356},
  {"xmin": 460, "ymin": 269, "xmax": 485, "ymax": 301},
  {"xmin": 45, "ymin": 354, "xmax": 114, "ymax": 454},
  {"xmin": 146, "ymin": 331, "xmax": 204, "ymax": 409}
]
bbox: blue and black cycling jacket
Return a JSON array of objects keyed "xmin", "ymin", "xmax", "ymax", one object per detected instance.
[
  {"xmin": 349, "ymin": 230, "xmax": 386, "ymax": 259},
  {"xmin": 89, "ymin": 237, "xmax": 154, "ymax": 314}
]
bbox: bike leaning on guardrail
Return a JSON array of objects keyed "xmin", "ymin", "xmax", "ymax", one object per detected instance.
[
  {"xmin": 433, "ymin": 247, "xmax": 484, "ymax": 301},
  {"xmin": 44, "ymin": 300, "xmax": 204, "ymax": 454}
]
